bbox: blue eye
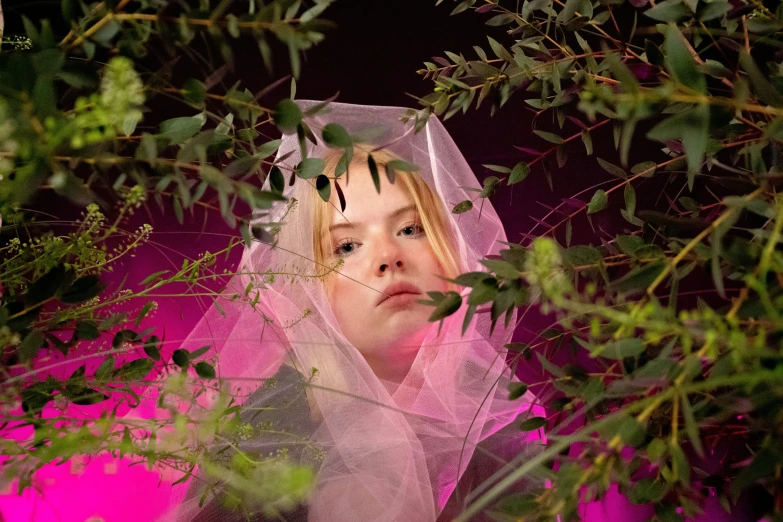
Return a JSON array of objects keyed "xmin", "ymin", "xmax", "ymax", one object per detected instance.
[
  {"xmin": 400, "ymin": 223, "xmax": 425, "ymax": 237},
  {"xmin": 334, "ymin": 240, "xmax": 358, "ymax": 257}
]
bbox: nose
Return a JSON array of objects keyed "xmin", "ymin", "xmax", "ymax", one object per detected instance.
[{"xmin": 373, "ymin": 237, "xmax": 405, "ymax": 276}]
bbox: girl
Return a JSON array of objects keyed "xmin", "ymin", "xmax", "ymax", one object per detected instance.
[{"xmin": 170, "ymin": 102, "xmax": 542, "ymax": 522}]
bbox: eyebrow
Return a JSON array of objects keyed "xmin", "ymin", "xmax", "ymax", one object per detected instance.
[{"xmin": 328, "ymin": 204, "xmax": 418, "ymax": 233}]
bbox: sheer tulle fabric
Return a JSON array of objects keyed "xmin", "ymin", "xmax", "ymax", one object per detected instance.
[{"xmin": 163, "ymin": 102, "xmax": 539, "ymax": 521}]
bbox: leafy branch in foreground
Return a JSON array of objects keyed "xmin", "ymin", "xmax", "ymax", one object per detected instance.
[
  {"xmin": 0, "ymin": 0, "xmax": 338, "ymax": 512},
  {"xmin": 421, "ymin": 0, "xmax": 783, "ymax": 519}
]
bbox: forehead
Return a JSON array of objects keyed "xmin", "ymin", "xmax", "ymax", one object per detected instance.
[{"xmin": 329, "ymin": 162, "xmax": 415, "ymax": 225}]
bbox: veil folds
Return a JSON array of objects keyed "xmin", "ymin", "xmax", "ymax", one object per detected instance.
[{"xmin": 166, "ymin": 101, "xmax": 540, "ymax": 521}]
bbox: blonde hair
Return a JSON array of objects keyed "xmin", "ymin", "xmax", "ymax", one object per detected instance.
[{"xmin": 309, "ymin": 145, "xmax": 462, "ymax": 287}]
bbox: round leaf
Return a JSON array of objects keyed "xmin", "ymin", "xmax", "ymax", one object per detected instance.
[
  {"xmin": 274, "ymin": 99, "xmax": 302, "ymax": 135},
  {"xmin": 316, "ymin": 174, "xmax": 331, "ymax": 202},
  {"xmin": 322, "ymin": 123, "xmax": 352, "ymax": 147}
]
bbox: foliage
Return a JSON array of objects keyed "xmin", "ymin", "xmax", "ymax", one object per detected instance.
[
  {"xmin": 419, "ymin": 0, "xmax": 783, "ymax": 519},
  {"xmin": 0, "ymin": 0, "xmax": 335, "ymax": 514}
]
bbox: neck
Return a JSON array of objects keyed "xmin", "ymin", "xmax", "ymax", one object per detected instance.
[
  {"xmin": 361, "ymin": 329, "xmax": 430, "ymax": 385},
  {"xmin": 362, "ymin": 346, "xmax": 418, "ymax": 385}
]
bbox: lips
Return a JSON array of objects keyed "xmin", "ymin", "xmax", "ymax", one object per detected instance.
[{"xmin": 376, "ymin": 281, "xmax": 423, "ymax": 306}]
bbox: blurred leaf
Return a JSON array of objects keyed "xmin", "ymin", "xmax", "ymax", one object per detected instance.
[
  {"xmin": 610, "ymin": 261, "xmax": 666, "ymax": 294},
  {"xmin": 316, "ymin": 174, "xmax": 331, "ymax": 202},
  {"xmin": 628, "ymin": 478, "xmax": 670, "ymax": 504},
  {"xmin": 739, "ymin": 51, "xmax": 783, "ymax": 108},
  {"xmin": 368, "ymin": 154, "xmax": 381, "ymax": 193},
  {"xmin": 483, "ymin": 164, "xmax": 512, "ymax": 173},
  {"xmin": 75, "ymin": 321, "xmax": 100, "ymax": 340},
  {"xmin": 183, "ymin": 79, "xmax": 207, "ymax": 107},
  {"xmin": 274, "ymin": 99, "xmax": 302, "ymax": 135},
  {"xmin": 509, "ymin": 162, "xmax": 530, "ymax": 184},
  {"xmin": 322, "ymin": 123, "xmax": 352, "ymax": 147},
  {"xmin": 645, "ymin": 0, "xmax": 691, "ymax": 22},
  {"xmin": 453, "ymin": 200, "xmax": 473, "ymax": 214},
  {"xmin": 160, "ymin": 116, "xmax": 205, "ymax": 145},
  {"xmin": 467, "ymin": 277, "xmax": 498, "ymax": 305},
  {"xmin": 507, "ymin": 382, "xmax": 529, "ymax": 400},
  {"xmin": 172, "ymin": 349, "xmax": 190, "ymax": 369},
  {"xmin": 296, "ymin": 158, "xmax": 325, "ymax": 179},
  {"xmin": 599, "ymin": 338, "xmax": 645, "ymax": 359},
  {"xmin": 19, "ymin": 330, "xmax": 45, "ymax": 363},
  {"xmin": 481, "ymin": 176, "xmax": 501, "ymax": 198},
  {"xmin": 533, "ymin": 130, "xmax": 565, "ymax": 144},
  {"xmin": 195, "ymin": 361, "xmax": 216, "ymax": 379},
  {"xmin": 269, "ymin": 166, "xmax": 285, "ymax": 194},
  {"xmin": 60, "ymin": 276, "xmax": 105, "ymax": 304},
  {"xmin": 519, "ymin": 417, "xmax": 547, "ymax": 431},
  {"xmin": 95, "ymin": 356, "xmax": 116, "ymax": 380},
  {"xmin": 597, "ymin": 158, "xmax": 627, "ymax": 179},
  {"xmin": 420, "ymin": 291, "xmax": 463, "ymax": 321},
  {"xmin": 26, "ymin": 265, "xmax": 67, "ymax": 305},
  {"xmin": 116, "ymin": 359, "xmax": 154, "ymax": 381},
  {"xmin": 664, "ymin": 25, "xmax": 706, "ymax": 93},
  {"xmin": 587, "ymin": 189, "xmax": 608, "ymax": 214}
]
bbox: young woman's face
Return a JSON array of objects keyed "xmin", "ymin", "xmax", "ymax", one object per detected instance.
[{"xmin": 326, "ymin": 162, "xmax": 448, "ymax": 368}]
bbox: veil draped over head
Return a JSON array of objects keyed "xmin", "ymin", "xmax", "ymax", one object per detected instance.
[{"xmin": 166, "ymin": 101, "xmax": 540, "ymax": 521}]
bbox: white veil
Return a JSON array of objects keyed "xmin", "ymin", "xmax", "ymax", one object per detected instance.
[{"xmin": 164, "ymin": 101, "xmax": 539, "ymax": 521}]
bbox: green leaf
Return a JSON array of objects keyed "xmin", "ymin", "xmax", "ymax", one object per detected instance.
[
  {"xmin": 631, "ymin": 161, "xmax": 657, "ymax": 177},
  {"xmin": 368, "ymin": 154, "xmax": 381, "ymax": 194},
  {"xmin": 189, "ymin": 345, "xmax": 210, "ymax": 359},
  {"xmin": 467, "ymin": 277, "xmax": 498, "ymax": 305},
  {"xmin": 647, "ymin": 438, "xmax": 667, "ymax": 462},
  {"xmin": 597, "ymin": 158, "xmax": 627, "ymax": 179},
  {"xmin": 533, "ymin": 130, "xmax": 565, "ymax": 144},
  {"xmin": 422, "ymin": 291, "xmax": 463, "ymax": 321},
  {"xmin": 730, "ymin": 449, "xmax": 776, "ymax": 501},
  {"xmin": 117, "ymin": 358, "xmax": 154, "ymax": 381},
  {"xmin": 610, "ymin": 261, "xmax": 666, "ymax": 294},
  {"xmin": 587, "ymin": 189, "xmax": 608, "ymax": 214},
  {"xmin": 26, "ymin": 265, "xmax": 67, "ymax": 305},
  {"xmin": 739, "ymin": 51, "xmax": 783, "ymax": 108},
  {"xmin": 615, "ymin": 235, "xmax": 644, "ymax": 255},
  {"xmin": 482, "ymin": 164, "xmax": 512, "ymax": 174},
  {"xmin": 647, "ymin": 105, "xmax": 709, "ymax": 189},
  {"xmin": 95, "ymin": 356, "xmax": 116, "ymax": 380},
  {"xmin": 664, "ymin": 24, "xmax": 706, "ymax": 93},
  {"xmin": 507, "ymin": 382, "xmax": 528, "ymax": 400},
  {"xmin": 316, "ymin": 174, "xmax": 331, "ymax": 202},
  {"xmin": 385, "ymin": 160, "xmax": 418, "ymax": 173},
  {"xmin": 182, "ymin": 79, "xmax": 207, "ymax": 107},
  {"xmin": 624, "ymin": 183, "xmax": 637, "ymax": 216},
  {"xmin": 60, "ymin": 275, "xmax": 105, "ymax": 304},
  {"xmin": 19, "ymin": 330, "xmax": 45, "ymax": 363},
  {"xmin": 519, "ymin": 416, "xmax": 547, "ymax": 431},
  {"xmin": 452, "ymin": 200, "xmax": 473, "ymax": 214},
  {"xmin": 564, "ymin": 245, "xmax": 602, "ymax": 266},
  {"xmin": 679, "ymin": 389, "xmax": 704, "ymax": 457},
  {"xmin": 172, "ymin": 349, "xmax": 190, "ymax": 369},
  {"xmin": 645, "ymin": 0, "xmax": 691, "ymax": 22},
  {"xmin": 480, "ymin": 176, "xmax": 500, "ymax": 198},
  {"xmin": 599, "ymin": 338, "xmax": 645, "ymax": 359},
  {"xmin": 274, "ymin": 99, "xmax": 302, "ymax": 135},
  {"xmin": 480, "ymin": 259, "xmax": 522, "ymax": 279},
  {"xmin": 322, "ymin": 123, "xmax": 352, "ymax": 147},
  {"xmin": 296, "ymin": 158, "xmax": 325, "ymax": 179},
  {"xmin": 269, "ymin": 166, "xmax": 285, "ymax": 194},
  {"xmin": 160, "ymin": 116, "xmax": 205, "ymax": 145},
  {"xmin": 75, "ymin": 320, "xmax": 100, "ymax": 340},
  {"xmin": 628, "ymin": 478, "xmax": 670, "ymax": 504},
  {"xmin": 509, "ymin": 162, "xmax": 530, "ymax": 184},
  {"xmin": 195, "ymin": 361, "xmax": 216, "ymax": 379},
  {"xmin": 144, "ymin": 336, "xmax": 162, "ymax": 361}
]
